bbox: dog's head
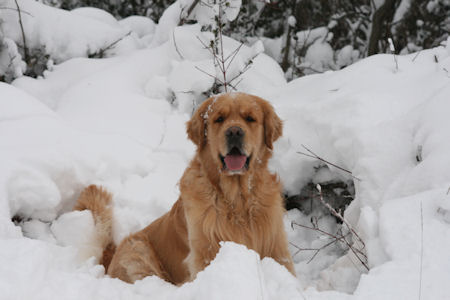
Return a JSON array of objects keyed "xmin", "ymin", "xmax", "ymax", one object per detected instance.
[{"xmin": 187, "ymin": 93, "xmax": 282, "ymax": 175}]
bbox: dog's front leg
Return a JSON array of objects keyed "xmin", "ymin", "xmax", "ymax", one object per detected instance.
[{"xmin": 184, "ymin": 236, "xmax": 218, "ymax": 281}]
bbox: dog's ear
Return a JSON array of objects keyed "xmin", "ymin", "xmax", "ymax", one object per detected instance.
[
  {"xmin": 186, "ymin": 97, "xmax": 214, "ymax": 148},
  {"xmin": 261, "ymin": 99, "xmax": 283, "ymax": 150}
]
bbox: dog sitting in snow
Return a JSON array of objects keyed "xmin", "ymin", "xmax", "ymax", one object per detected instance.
[{"xmin": 75, "ymin": 92, "xmax": 295, "ymax": 284}]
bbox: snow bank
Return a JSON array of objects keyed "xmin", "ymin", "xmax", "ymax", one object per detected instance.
[
  {"xmin": 0, "ymin": 0, "xmax": 151, "ymax": 65},
  {"xmin": 272, "ymin": 45, "xmax": 450, "ymax": 297}
]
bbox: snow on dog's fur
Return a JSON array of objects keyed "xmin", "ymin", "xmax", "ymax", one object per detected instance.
[{"xmin": 75, "ymin": 92, "xmax": 295, "ymax": 284}]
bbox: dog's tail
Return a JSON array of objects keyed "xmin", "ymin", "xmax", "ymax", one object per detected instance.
[{"xmin": 74, "ymin": 184, "xmax": 116, "ymax": 270}]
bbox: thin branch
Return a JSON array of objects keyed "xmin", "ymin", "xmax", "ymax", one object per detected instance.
[
  {"xmin": 228, "ymin": 60, "xmax": 254, "ymax": 84},
  {"xmin": 306, "ymin": 237, "xmax": 344, "ymax": 264},
  {"xmin": 316, "ymin": 184, "xmax": 369, "ymax": 271},
  {"xmin": 14, "ymin": 0, "xmax": 29, "ymax": 64},
  {"xmin": 225, "ymin": 42, "xmax": 244, "ymax": 70},
  {"xmin": 292, "ymin": 221, "xmax": 345, "ymax": 241},
  {"xmin": 195, "ymin": 66, "xmax": 224, "ymax": 84},
  {"xmin": 230, "ymin": 78, "xmax": 243, "ymax": 90},
  {"xmin": 297, "ymin": 144, "xmax": 362, "ymax": 181},
  {"xmin": 289, "ymin": 242, "xmax": 319, "ymax": 256},
  {"xmin": 0, "ymin": 6, "xmax": 33, "ymax": 17},
  {"xmin": 94, "ymin": 31, "xmax": 132, "ymax": 58},
  {"xmin": 178, "ymin": 0, "xmax": 201, "ymax": 25},
  {"xmin": 412, "ymin": 50, "xmax": 421, "ymax": 62},
  {"xmin": 172, "ymin": 31, "xmax": 184, "ymax": 59},
  {"xmin": 419, "ymin": 201, "xmax": 423, "ymax": 300},
  {"xmin": 217, "ymin": 5, "xmax": 227, "ymax": 92},
  {"xmin": 196, "ymin": 36, "xmax": 216, "ymax": 56},
  {"xmin": 290, "ymin": 222, "xmax": 352, "ymax": 264}
]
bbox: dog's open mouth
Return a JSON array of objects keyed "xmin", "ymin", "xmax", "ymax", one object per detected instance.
[{"xmin": 220, "ymin": 147, "xmax": 250, "ymax": 172}]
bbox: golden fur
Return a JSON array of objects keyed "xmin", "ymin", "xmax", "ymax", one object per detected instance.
[{"xmin": 75, "ymin": 92, "xmax": 295, "ymax": 284}]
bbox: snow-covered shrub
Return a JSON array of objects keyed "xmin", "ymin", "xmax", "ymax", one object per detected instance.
[
  {"xmin": 44, "ymin": 0, "xmax": 172, "ymax": 22},
  {"xmin": 395, "ymin": 0, "xmax": 450, "ymax": 54},
  {"xmin": 0, "ymin": 35, "xmax": 26, "ymax": 82},
  {"xmin": 0, "ymin": 0, "xmax": 144, "ymax": 79}
]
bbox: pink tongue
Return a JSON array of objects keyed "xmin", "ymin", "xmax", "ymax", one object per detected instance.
[{"xmin": 224, "ymin": 155, "xmax": 246, "ymax": 171}]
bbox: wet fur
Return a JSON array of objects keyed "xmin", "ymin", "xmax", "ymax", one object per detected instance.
[{"xmin": 76, "ymin": 93, "xmax": 295, "ymax": 284}]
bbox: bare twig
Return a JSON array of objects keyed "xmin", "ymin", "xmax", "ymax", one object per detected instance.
[
  {"xmin": 228, "ymin": 62, "xmax": 252, "ymax": 84},
  {"xmin": 192, "ymin": 0, "xmax": 257, "ymax": 93},
  {"xmin": 419, "ymin": 201, "xmax": 423, "ymax": 300},
  {"xmin": 217, "ymin": 5, "xmax": 228, "ymax": 92},
  {"xmin": 172, "ymin": 31, "xmax": 184, "ymax": 59},
  {"xmin": 14, "ymin": 0, "xmax": 29, "ymax": 64},
  {"xmin": 196, "ymin": 36, "xmax": 216, "ymax": 56},
  {"xmin": 178, "ymin": 0, "xmax": 201, "ymax": 26},
  {"xmin": 291, "ymin": 222, "xmax": 352, "ymax": 264},
  {"xmin": 0, "ymin": 6, "xmax": 33, "ymax": 17},
  {"xmin": 225, "ymin": 42, "xmax": 244, "ymax": 70},
  {"xmin": 412, "ymin": 50, "xmax": 421, "ymax": 62},
  {"xmin": 195, "ymin": 66, "xmax": 224, "ymax": 84},
  {"xmin": 297, "ymin": 144, "xmax": 362, "ymax": 181},
  {"xmin": 316, "ymin": 184, "xmax": 369, "ymax": 271},
  {"xmin": 94, "ymin": 31, "xmax": 132, "ymax": 58},
  {"xmin": 443, "ymin": 68, "xmax": 450, "ymax": 78},
  {"xmin": 416, "ymin": 145, "xmax": 423, "ymax": 163}
]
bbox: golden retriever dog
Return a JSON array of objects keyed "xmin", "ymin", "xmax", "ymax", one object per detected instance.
[{"xmin": 74, "ymin": 92, "xmax": 295, "ymax": 285}]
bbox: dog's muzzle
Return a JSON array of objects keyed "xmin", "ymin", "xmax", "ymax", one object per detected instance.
[{"xmin": 220, "ymin": 126, "xmax": 250, "ymax": 172}]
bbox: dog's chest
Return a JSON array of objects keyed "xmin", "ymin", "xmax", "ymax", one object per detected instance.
[{"xmin": 204, "ymin": 193, "xmax": 275, "ymax": 249}]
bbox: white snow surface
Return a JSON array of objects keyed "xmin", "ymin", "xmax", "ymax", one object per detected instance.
[{"xmin": 1, "ymin": 1, "xmax": 450, "ymax": 299}]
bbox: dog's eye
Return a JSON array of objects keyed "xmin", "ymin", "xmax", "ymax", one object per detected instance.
[
  {"xmin": 246, "ymin": 116, "xmax": 255, "ymax": 122},
  {"xmin": 214, "ymin": 116, "xmax": 224, "ymax": 123}
]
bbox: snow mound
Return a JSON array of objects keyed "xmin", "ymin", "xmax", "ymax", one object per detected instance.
[{"xmin": 0, "ymin": 0, "xmax": 144, "ymax": 64}]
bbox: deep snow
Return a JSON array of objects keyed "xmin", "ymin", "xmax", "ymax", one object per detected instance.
[{"xmin": 1, "ymin": 0, "xmax": 450, "ymax": 299}]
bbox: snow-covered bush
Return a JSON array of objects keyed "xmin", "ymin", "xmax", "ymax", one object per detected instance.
[
  {"xmin": 0, "ymin": 0, "xmax": 147, "ymax": 81},
  {"xmin": 0, "ymin": 35, "xmax": 26, "ymax": 82}
]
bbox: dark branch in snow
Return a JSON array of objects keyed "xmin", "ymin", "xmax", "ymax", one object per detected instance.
[
  {"xmin": 179, "ymin": 0, "xmax": 200, "ymax": 26},
  {"xmin": 0, "ymin": 6, "xmax": 33, "ymax": 17},
  {"xmin": 195, "ymin": 66, "xmax": 224, "ymax": 85},
  {"xmin": 419, "ymin": 200, "xmax": 424, "ymax": 300},
  {"xmin": 172, "ymin": 31, "xmax": 184, "ymax": 60},
  {"xmin": 13, "ymin": 0, "xmax": 29, "ymax": 64},
  {"xmin": 416, "ymin": 145, "xmax": 423, "ymax": 163},
  {"xmin": 443, "ymin": 68, "xmax": 450, "ymax": 78},
  {"xmin": 297, "ymin": 144, "xmax": 362, "ymax": 181},
  {"xmin": 412, "ymin": 50, "xmax": 421, "ymax": 62},
  {"xmin": 290, "ymin": 221, "xmax": 351, "ymax": 264},
  {"xmin": 316, "ymin": 184, "xmax": 369, "ymax": 271},
  {"xmin": 91, "ymin": 31, "xmax": 132, "ymax": 58},
  {"xmin": 290, "ymin": 184, "xmax": 369, "ymax": 272}
]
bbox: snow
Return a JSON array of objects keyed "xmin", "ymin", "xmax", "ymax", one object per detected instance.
[
  {"xmin": 71, "ymin": 7, "xmax": 120, "ymax": 27},
  {"xmin": 336, "ymin": 45, "xmax": 359, "ymax": 69},
  {"xmin": 192, "ymin": 0, "xmax": 242, "ymax": 26},
  {"xmin": 119, "ymin": 16, "xmax": 157, "ymax": 38},
  {"xmin": 0, "ymin": 0, "xmax": 142, "ymax": 62},
  {"xmin": 303, "ymin": 41, "xmax": 335, "ymax": 73},
  {"xmin": 0, "ymin": 37, "xmax": 26, "ymax": 81},
  {"xmin": 287, "ymin": 15, "xmax": 297, "ymax": 27},
  {"xmin": 1, "ymin": 1, "xmax": 450, "ymax": 299}
]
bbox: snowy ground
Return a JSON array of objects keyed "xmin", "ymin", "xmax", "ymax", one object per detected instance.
[{"xmin": 1, "ymin": 1, "xmax": 450, "ymax": 299}]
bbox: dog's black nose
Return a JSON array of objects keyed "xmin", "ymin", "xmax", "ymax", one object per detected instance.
[
  {"xmin": 226, "ymin": 126, "xmax": 244, "ymax": 150},
  {"xmin": 225, "ymin": 126, "xmax": 244, "ymax": 138}
]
